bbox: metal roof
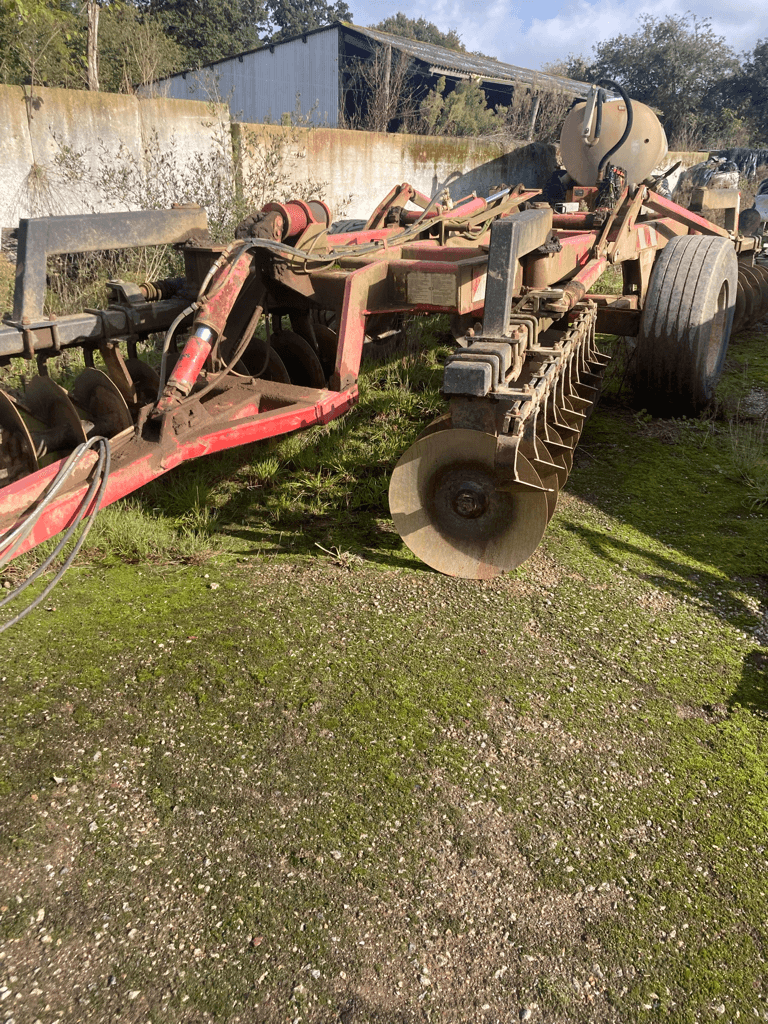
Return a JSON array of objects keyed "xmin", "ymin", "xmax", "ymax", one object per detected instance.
[
  {"xmin": 341, "ymin": 23, "xmax": 595, "ymax": 98},
  {"xmin": 152, "ymin": 21, "xmax": 594, "ymax": 99}
]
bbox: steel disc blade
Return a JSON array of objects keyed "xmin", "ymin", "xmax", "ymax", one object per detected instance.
[
  {"xmin": 415, "ymin": 412, "xmax": 452, "ymax": 442},
  {"xmin": 739, "ymin": 266, "xmax": 762, "ymax": 326},
  {"xmin": 70, "ymin": 368, "xmax": 133, "ymax": 437},
  {"xmin": 26, "ymin": 376, "xmax": 87, "ymax": 449},
  {"xmin": 0, "ymin": 389, "xmax": 38, "ymax": 485},
  {"xmin": 389, "ymin": 428, "xmax": 549, "ymax": 579},
  {"xmin": 750, "ymin": 263, "xmax": 768, "ymax": 321}
]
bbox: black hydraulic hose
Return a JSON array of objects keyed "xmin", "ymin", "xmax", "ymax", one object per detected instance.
[
  {"xmin": 0, "ymin": 437, "xmax": 111, "ymax": 634},
  {"xmin": 595, "ymin": 78, "xmax": 634, "ymax": 178}
]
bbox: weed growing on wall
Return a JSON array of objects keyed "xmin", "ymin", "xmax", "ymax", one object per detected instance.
[
  {"xmin": 51, "ymin": 99, "xmax": 330, "ymax": 243},
  {"xmin": 33, "ymin": 99, "xmax": 332, "ymax": 316}
]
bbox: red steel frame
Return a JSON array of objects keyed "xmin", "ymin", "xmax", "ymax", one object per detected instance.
[{"xmin": 0, "ymin": 186, "xmax": 741, "ymax": 560}]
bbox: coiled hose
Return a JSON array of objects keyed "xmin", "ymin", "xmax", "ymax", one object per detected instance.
[{"xmin": 0, "ymin": 436, "xmax": 111, "ymax": 633}]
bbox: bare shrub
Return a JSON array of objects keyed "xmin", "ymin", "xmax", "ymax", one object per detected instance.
[
  {"xmin": 341, "ymin": 45, "xmax": 418, "ymax": 133},
  {"xmin": 494, "ymin": 87, "xmax": 572, "ymax": 144}
]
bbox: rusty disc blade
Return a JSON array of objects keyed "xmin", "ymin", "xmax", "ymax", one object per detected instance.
[
  {"xmin": 415, "ymin": 412, "xmax": 452, "ymax": 442},
  {"xmin": 548, "ymin": 405, "xmax": 578, "ymax": 451},
  {"xmin": 271, "ymin": 330, "xmax": 326, "ymax": 388},
  {"xmin": 126, "ymin": 358, "xmax": 161, "ymax": 406},
  {"xmin": 70, "ymin": 368, "xmax": 133, "ymax": 437},
  {"xmin": 26, "ymin": 376, "xmax": 88, "ymax": 450},
  {"xmin": 389, "ymin": 428, "xmax": 549, "ymax": 579},
  {"xmin": 525, "ymin": 442, "xmax": 559, "ymax": 522},
  {"xmin": 0, "ymin": 389, "xmax": 38, "ymax": 485},
  {"xmin": 242, "ymin": 341, "xmax": 291, "ymax": 384},
  {"xmin": 749, "ymin": 263, "xmax": 768, "ymax": 322},
  {"xmin": 314, "ymin": 325, "xmax": 339, "ymax": 374},
  {"xmin": 734, "ymin": 267, "xmax": 749, "ymax": 332},
  {"xmin": 558, "ymin": 395, "xmax": 584, "ymax": 439},
  {"xmin": 739, "ymin": 266, "xmax": 763, "ymax": 327}
]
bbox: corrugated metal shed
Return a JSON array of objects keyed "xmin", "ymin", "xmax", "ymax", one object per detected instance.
[
  {"xmin": 343, "ymin": 24, "xmax": 594, "ymax": 99},
  {"xmin": 149, "ymin": 21, "xmax": 594, "ymax": 126},
  {"xmin": 156, "ymin": 26, "xmax": 340, "ymax": 125}
]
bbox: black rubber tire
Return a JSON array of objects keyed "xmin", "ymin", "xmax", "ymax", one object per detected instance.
[{"xmin": 633, "ymin": 235, "xmax": 737, "ymax": 415}]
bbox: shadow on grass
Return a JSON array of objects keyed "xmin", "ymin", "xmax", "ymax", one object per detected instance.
[
  {"xmin": 565, "ymin": 329, "xmax": 768, "ymax": 716},
  {"xmin": 560, "ymin": 519, "xmax": 767, "ymax": 708},
  {"xmin": 116, "ymin": 331, "xmax": 452, "ymax": 572},
  {"xmin": 732, "ymin": 647, "xmax": 768, "ymax": 717},
  {"xmin": 102, "ymin": 322, "xmax": 766, "ymax": 709}
]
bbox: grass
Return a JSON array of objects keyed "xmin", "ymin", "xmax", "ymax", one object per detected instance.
[
  {"xmin": 0, "ymin": 252, "xmax": 13, "ymax": 314},
  {"xmin": 0, "ymin": 315, "xmax": 767, "ymax": 1023}
]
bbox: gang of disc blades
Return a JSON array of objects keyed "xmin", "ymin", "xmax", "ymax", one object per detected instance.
[{"xmin": 540, "ymin": 424, "xmax": 570, "ymax": 485}]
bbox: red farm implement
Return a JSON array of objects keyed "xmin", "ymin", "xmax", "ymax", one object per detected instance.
[{"xmin": 2, "ymin": 82, "xmax": 767, "ymax": 623}]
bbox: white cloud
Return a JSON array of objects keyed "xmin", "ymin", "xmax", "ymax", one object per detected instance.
[{"xmin": 351, "ymin": 0, "xmax": 767, "ymax": 68}]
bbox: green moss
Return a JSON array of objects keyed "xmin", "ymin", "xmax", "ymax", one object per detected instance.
[{"xmin": 1, "ymin": 318, "xmax": 767, "ymax": 1021}]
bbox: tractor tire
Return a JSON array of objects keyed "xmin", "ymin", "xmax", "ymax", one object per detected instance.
[{"xmin": 632, "ymin": 234, "xmax": 737, "ymax": 415}]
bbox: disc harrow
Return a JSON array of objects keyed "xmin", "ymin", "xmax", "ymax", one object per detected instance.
[
  {"xmin": 1, "ymin": 84, "xmax": 766, "ymax": 619},
  {"xmin": 734, "ymin": 259, "xmax": 768, "ymax": 333},
  {"xmin": 391, "ymin": 303, "xmax": 607, "ymax": 578}
]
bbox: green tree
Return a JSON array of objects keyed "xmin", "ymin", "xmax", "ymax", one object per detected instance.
[
  {"xmin": 263, "ymin": 0, "xmax": 351, "ymax": 43},
  {"xmin": 147, "ymin": 0, "xmax": 267, "ymax": 67},
  {"xmin": 419, "ymin": 75, "xmax": 496, "ymax": 136},
  {"xmin": 371, "ymin": 13, "xmax": 463, "ymax": 52},
  {"xmin": 721, "ymin": 39, "xmax": 768, "ymax": 145},
  {"xmin": 541, "ymin": 55, "xmax": 592, "ymax": 83},
  {"xmin": 99, "ymin": 3, "xmax": 184, "ymax": 90},
  {"xmin": 0, "ymin": 0, "xmax": 81, "ymax": 86},
  {"xmin": 566, "ymin": 14, "xmax": 739, "ymax": 146}
]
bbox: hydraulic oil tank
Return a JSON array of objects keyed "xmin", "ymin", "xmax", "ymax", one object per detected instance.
[{"xmin": 560, "ymin": 93, "xmax": 668, "ymax": 189}]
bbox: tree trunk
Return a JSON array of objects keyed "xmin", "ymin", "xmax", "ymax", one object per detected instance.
[
  {"xmin": 86, "ymin": 0, "xmax": 100, "ymax": 91},
  {"xmin": 527, "ymin": 94, "xmax": 541, "ymax": 141},
  {"xmin": 382, "ymin": 43, "xmax": 391, "ymax": 131}
]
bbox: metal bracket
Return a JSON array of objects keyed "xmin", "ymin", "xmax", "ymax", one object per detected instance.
[
  {"xmin": 12, "ymin": 207, "xmax": 209, "ymax": 324},
  {"xmin": 481, "ymin": 208, "xmax": 553, "ymax": 338}
]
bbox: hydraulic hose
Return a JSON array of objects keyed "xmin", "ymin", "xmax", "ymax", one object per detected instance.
[
  {"xmin": 0, "ymin": 437, "xmax": 111, "ymax": 634},
  {"xmin": 595, "ymin": 79, "xmax": 634, "ymax": 179}
]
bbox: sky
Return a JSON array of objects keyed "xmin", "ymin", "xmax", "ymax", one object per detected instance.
[{"xmin": 349, "ymin": 0, "xmax": 767, "ymax": 71}]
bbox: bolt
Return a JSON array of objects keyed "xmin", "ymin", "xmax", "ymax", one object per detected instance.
[{"xmin": 453, "ymin": 484, "xmax": 487, "ymax": 519}]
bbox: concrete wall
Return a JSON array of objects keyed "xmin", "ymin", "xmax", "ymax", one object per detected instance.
[
  {"xmin": 234, "ymin": 123, "xmax": 560, "ymax": 221},
  {"xmin": 0, "ymin": 83, "xmax": 711, "ymax": 230},
  {"xmin": 0, "ymin": 85, "xmax": 231, "ymax": 228}
]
